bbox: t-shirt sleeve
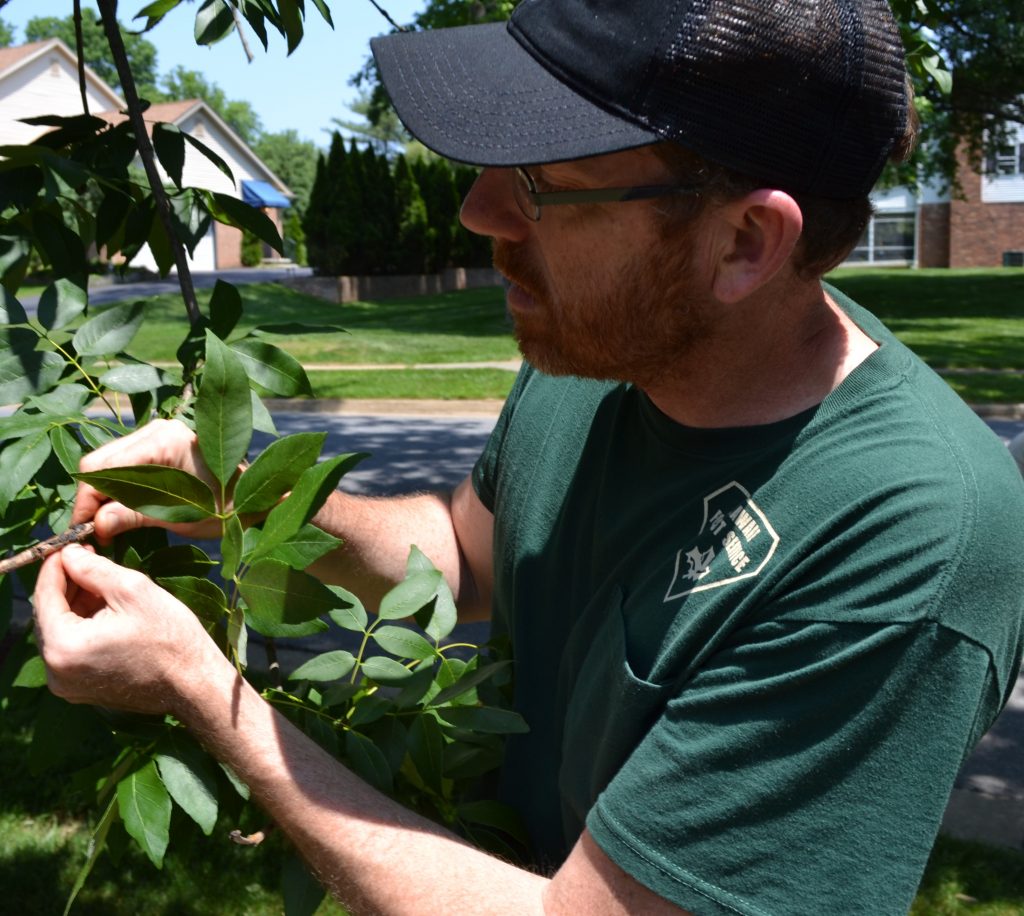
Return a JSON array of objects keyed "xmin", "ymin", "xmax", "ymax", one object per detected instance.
[
  {"xmin": 472, "ymin": 362, "xmax": 535, "ymax": 512},
  {"xmin": 586, "ymin": 618, "xmax": 999, "ymax": 916}
]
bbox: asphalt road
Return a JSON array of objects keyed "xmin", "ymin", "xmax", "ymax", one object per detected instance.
[{"xmin": 18, "ymin": 266, "xmax": 312, "ymax": 316}]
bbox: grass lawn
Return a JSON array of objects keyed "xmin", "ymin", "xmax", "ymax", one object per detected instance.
[
  {"xmin": 308, "ymin": 367, "xmax": 516, "ymax": 400},
  {"xmin": 88, "ymin": 270, "xmax": 1024, "ymax": 403},
  {"xmin": 0, "ymin": 698, "xmax": 348, "ymax": 915},
  {"xmin": 827, "ymin": 268, "xmax": 1024, "ymax": 370},
  {"xmin": 125, "ymin": 283, "xmax": 519, "ymax": 366},
  {"xmin": 1, "ymin": 693, "xmax": 1022, "ymax": 914}
]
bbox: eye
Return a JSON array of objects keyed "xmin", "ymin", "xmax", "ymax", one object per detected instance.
[{"xmin": 530, "ymin": 170, "xmax": 570, "ymax": 194}]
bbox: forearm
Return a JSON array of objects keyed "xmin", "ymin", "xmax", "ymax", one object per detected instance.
[
  {"xmin": 180, "ymin": 646, "xmax": 547, "ymax": 915},
  {"xmin": 307, "ymin": 477, "xmax": 492, "ymax": 620}
]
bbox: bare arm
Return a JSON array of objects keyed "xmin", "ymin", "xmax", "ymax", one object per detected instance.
[
  {"xmin": 34, "ymin": 547, "xmax": 690, "ymax": 916},
  {"xmin": 308, "ymin": 475, "xmax": 494, "ymax": 621},
  {"xmin": 73, "ymin": 419, "xmax": 494, "ymax": 621}
]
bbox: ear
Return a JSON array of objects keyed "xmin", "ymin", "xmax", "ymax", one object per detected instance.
[{"xmin": 708, "ymin": 190, "xmax": 803, "ymax": 303}]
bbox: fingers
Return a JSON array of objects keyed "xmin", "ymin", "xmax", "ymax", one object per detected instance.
[
  {"xmin": 34, "ymin": 550, "xmax": 71, "ymax": 633},
  {"xmin": 71, "ymin": 418, "xmax": 206, "ymax": 538},
  {"xmin": 58, "ymin": 543, "xmax": 137, "ymax": 600}
]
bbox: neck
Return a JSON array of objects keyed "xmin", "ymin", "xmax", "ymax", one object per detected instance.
[{"xmin": 642, "ymin": 280, "xmax": 877, "ymax": 429}]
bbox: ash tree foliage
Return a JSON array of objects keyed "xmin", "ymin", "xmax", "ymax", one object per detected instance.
[{"xmin": 0, "ymin": 1, "xmax": 526, "ymax": 913}]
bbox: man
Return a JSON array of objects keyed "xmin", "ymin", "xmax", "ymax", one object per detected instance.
[{"xmin": 33, "ymin": 0, "xmax": 1024, "ymax": 913}]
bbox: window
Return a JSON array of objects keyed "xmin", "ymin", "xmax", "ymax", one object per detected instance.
[
  {"xmin": 847, "ymin": 212, "xmax": 915, "ymax": 264},
  {"xmin": 986, "ymin": 145, "xmax": 1024, "ymax": 177}
]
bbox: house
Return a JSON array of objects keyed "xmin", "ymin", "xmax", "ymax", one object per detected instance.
[
  {"xmin": 0, "ymin": 38, "xmax": 292, "ymax": 272},
  {"xmin": 847, "ymin": 123, "xmax": 1024, "ymax": 269}
]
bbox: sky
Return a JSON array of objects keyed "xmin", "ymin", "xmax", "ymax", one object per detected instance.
[{"xmin": 1, "ymin": 0, "xmax": 427, "ymax": 148}]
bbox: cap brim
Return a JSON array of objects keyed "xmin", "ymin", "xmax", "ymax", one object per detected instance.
[{"xmin": 371, "ymin": 22, "xmax": 658, "ymax": 167}]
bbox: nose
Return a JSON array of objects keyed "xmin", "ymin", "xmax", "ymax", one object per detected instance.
[{"xmin": 460, "ymin": 168, "xmax": 530, "ymax": 242}]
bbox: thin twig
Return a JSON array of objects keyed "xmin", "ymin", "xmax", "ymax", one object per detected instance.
[
  {"xmin": 0, "ymin": 523, "xmax": 95, "ymax": 575},
  {"xmin": 229, "ymin": 4, "xmax": 255, "ymax": 63},
  {"xmin": 366, "ymin": 0, "xmax": 409, "ymax": 32},
  {"xmin": 95, "ymin": 0, "xmax": 203, "ymax": 334},
  {"xmin": 73, "ymin": 0, "xmax": 91, "ymax": 116}
]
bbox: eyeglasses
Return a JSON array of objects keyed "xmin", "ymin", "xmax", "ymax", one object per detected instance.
[{"xmin": 512, "ymin": 166, "xmax": 701, "ymax": 222}]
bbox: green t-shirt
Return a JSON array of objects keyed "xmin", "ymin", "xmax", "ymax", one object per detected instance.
[{"xmin": 472, "ymin": 288, "xmax": 1024, "ymax": 915}]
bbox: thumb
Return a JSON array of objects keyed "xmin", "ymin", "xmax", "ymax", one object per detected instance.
[{"xmin": 92, "ymin": 502, "xmax": 154, "ymax": 543}]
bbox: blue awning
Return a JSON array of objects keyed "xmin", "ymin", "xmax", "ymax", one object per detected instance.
[{"xmin": 241, "ymin": 180, "xmax": 291, "ymax": 209}]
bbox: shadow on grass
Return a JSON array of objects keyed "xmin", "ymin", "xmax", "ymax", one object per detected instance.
[
  {"xmin": 829, "ymin": 269, "xmax": 1024, "ymax": 320},
  {"xmin": 912, "ymin": 834, "xmax": 1024, "ymax": 915},
  {"xmin": 142, "ymin": 284, "xmax": 513, "ymax": 340}
]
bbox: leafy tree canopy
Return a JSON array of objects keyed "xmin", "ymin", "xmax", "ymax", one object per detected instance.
[
  {"xmin": 331, "ymin": 90, "xmax": 408, "ymax": 157},
  {"xmin": 0, "ymin": 17, "xmax": 14, "ymax": 47},
  {"xmin": 253, "ymin": 129, "xmax": 319, "ymax": 213},
  {"xmin": 160, "ymin": 65, "xmax": 263, "ymax": 145},
  {"xmin": 353, "ymin": 0, "xmax": 1024, "ymax": 191},
  {"xmin": 25, "ymin": 8, "xmax": 160, "ymax": 97},
  {"xmin": 892, "ymin": 0, "xmax": 1024, "ymax": 187}
]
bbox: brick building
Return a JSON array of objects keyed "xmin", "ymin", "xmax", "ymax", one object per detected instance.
[{"xmin": 850, "ymin": 122, "xmax": 1024, "ymax": 269}]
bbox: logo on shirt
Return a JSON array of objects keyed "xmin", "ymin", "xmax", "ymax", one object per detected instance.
[{"xmin": 664, "ymin": 481, "xmax": 780, "ymax": 601}]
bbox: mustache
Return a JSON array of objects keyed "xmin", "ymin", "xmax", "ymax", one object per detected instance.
[{"xmin": 493, "ymin": 241, "xmax": 546, "ymax": 298}]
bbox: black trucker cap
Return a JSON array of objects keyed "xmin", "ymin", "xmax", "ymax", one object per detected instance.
[{"xmin": 371, "ymin": 0, "xmax": 909, "ymax": 199}]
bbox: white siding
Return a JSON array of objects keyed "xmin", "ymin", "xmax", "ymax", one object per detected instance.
[
  {"xmin": 175, "ymin": 112, "xmax": 261, "ymax": 196},
  {"xmin": 870, "ymin": 186, "xmax": 917, "ymax": 212},
  {"xmin": 0, "ymin": 52, "xmax": 119, "ymax": 145},
  {"xmin": 981, "ymin": 123, "xmax": 1024, "ymax": 203}
]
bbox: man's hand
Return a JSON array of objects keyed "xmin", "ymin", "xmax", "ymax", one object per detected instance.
[
  {"xmin": 73, "ymin": 418, "xmax": 224, "ymax": 542},
  {"xmin": 33, "ymin": 544, "xmax": 219, "ymax": 715}
]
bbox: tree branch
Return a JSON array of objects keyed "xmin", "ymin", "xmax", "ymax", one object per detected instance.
[
  {"xmin": 95, "ymin": 0, "xmax": 203, "ymax": 332},
  {"xmin": 230, "ymin": 4, "xmax": 255, "ymax": 63},
  {"xmin": 73, "ymin": 0, "xmax": 91, "ymax": 116}
]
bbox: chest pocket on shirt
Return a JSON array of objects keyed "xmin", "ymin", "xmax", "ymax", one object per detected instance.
[{"xmin": 557, "ymin": 588, "xmax": 672, "ymax": 834}]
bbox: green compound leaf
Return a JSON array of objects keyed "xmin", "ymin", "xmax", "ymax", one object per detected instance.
[
  {"xmin": 281, "ymin": 853, "xmax": 325, "ymax": 916},
  {"xmin": 408, "ymin": 713, "xmax": 445, "ymax": 795},
  {"xmin": 72, "ymin": 301, "xmax": 146, "ymax": 357},
  {"xmin": 429, "ymin": 660, "xmax": 513, "ymax": 708},
  {"xmin": 62, "ymin": 794, "xmax": 119, "ymax": 916},
  {"xmin": 155, "ymin": 576, "xmax": 228, "ymax": 625},
  {"xmin": 233, "ymin": 432, "xmax": 325, "ymax": 514},
  {"xmin": 327, "ymin": 587, "xmax": 367, "ymax": 631},
  {"xmin": 0, "ymin": 349, "xmax": 65, "ymax": 404},
  {"xmin": 344, "ymin": 730, "xmax": 393, "ymax": 794},
  {"xmin": 152, "ymin": 122, "xmax": 185, "ymax": 188},
  {"xmin": 37, "ymin": 277, "xmax": 86, "ymax": 330},
  {"xmin": 208, "ymin": 279, "xmax": 243, "ymax": 340},
  {"xmin": 117, "ymin": 759, "xmax": 172, "ymax": 868},
  {"xmin": 221, "ymin": 513, "xmax": 244, "ymax": 581},
  {"xmin": 155, "ymin": 733, "xmax": 219, "ymax": 835},
  {"xmin": 0, "ymin": 287, "xmax": 29, "ymax": 325},
  {"xmin": 74, "ymin": 465, "xmax": 217, "ymax": 523},
  {"xmin": 99, "ymin": 363, "xmax": 170, "ymax": 394},
  {"xmin": 195, "ymin": 0, "xmax": 235, "ymax": 45},
  {"xmin": 253, "ymin": 452, "xmax": 366, "ymax": 559},
  {"xmin": 379, "ymin": 570, "xmax": 443, "ymax": 621},
  {"xmin": 265, "ymin": 524, "xmax": 342, "ymax": 571},
  {"xmin": 238, "ymin": 558, "xmax": 339, "ymax": 637},
  {"xmin": 437, "ymin": 706, "xmax": 530, "ymax": 735},
  {"xmin": 230, "ymin": 337, "xmax": 312, "ymax": 397},
  {"xmin": 288, "ymin": 650, "xmax": 356, "ymax": 683},
  {"xmin": 196, "ymin": 330, "xmax": 253, "ymax": 489},
  {"xmin": 0, "ymin": 425, "xmax": 53, "ymax": 509},
  {"xmin": 360, "ymin": 656, "xmax": 414, "ymax": 685},
  {"xmin": 12, "ymin": 653, "xmax": 47, "ymax": 688},
  {"xmin": 371, "ymin": 625, "xmax": 436, "ymax": 661}
]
